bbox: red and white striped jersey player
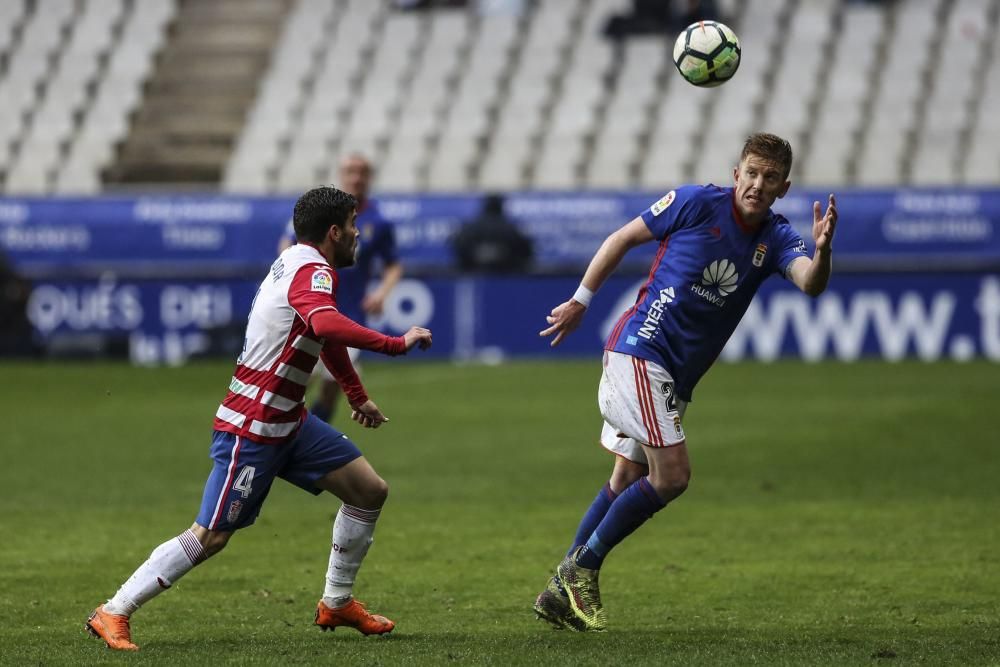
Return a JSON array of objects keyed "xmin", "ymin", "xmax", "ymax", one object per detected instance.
[{"xmin": 86, "ymin": 186, "xmax": 432, "ymax": 651}]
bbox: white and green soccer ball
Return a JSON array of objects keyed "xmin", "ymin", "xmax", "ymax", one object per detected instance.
[{"xmin": 672, "ymin": 20, "xmax": 741, "ymax": 87}]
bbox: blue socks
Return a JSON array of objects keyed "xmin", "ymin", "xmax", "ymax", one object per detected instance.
[
  {"xmin": 568, "ymin": 483, "xmax": 618, "ymax": 556},
  {"xmin": 575, "ymin": 477, "xmax": 667, "ymax": 570}
]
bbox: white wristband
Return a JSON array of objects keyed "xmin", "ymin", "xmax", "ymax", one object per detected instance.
[{"xmin": 572, "ymin": 284, "xmax": 594, "ymax": 308}]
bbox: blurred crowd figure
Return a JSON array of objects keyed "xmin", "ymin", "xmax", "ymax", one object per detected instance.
[
  {"xmin": 452, "ymin": 193, "xmax": 533, "ymax": 273},
  {"xmin": 604, "ymin": 0, "xmax": 724, "ymax": 39},
  {"xmin": 0, "ymin": 249, "xmax": 38, "ymax": 357}
]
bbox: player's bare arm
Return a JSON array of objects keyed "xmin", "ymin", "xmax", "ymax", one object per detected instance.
[
  {"xmin": 362, "ymin": 261, "xmax": 403, "ymax": 314},
  {"xmin": 789, "ymin": 193, "xmax": 838, "ymax": 297},
  {"xmin": 541, "ymin": 217, "xmax": 655, "ymax": 347}
]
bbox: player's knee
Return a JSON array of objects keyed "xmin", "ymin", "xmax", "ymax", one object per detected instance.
[
  {"xmin": 649, "ymin": 467, "xmax": 690, "ymax": 501},
  {"xmin": 358, "ymin": 476, "xmax": 388, "ymax": 509},
  {"xmin": 610, "ymin": 459, "xmax": 647, "ymax": 494}
]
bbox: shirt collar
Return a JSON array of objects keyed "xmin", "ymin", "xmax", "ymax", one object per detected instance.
[
  {"xmin": 296, "ymin": 242, "xmax": 329, "ymax": 265},
  {"xmin": 730, "ymin": 191, "xmax": 768, "ymax": 235}
]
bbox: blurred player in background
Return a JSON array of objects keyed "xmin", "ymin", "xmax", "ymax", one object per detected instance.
[
  {"xmin": 534, "ymin": 133, "xmax": 838, "ymax": 631},
  {"xmin": 87, "ymin": 186, "xmax": 432, "ymax": 650},
  {"xmin": 279, "ymin": 153, "xmax": 404, "ymax": 424}
]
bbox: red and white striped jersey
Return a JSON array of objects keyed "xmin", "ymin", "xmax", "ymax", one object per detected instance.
[{"xmin": 213, "ymin": 244, "xmax": 349, "ymax": 444}]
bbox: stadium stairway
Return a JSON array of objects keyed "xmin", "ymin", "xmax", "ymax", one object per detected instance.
[{"xmin": 104, "ymin": 0, "xmax": 293, "ymax": 186}]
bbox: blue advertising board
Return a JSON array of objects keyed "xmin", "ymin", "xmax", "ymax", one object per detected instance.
[
  {"xmin": 25, "ymin": 273, "xmax": 1000, "ymax": 366},
  {"xmin": 2, "ymin": 188, "xmax": 999, "ymax": 277},
  {"xmin": 4, "ymin": 189, "xmax": 999, "ymax": 363}
]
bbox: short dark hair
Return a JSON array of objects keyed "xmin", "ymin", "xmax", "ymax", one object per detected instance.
[
  {"xmin": 292, "ymin": 187, "xmax": 357, "ymax": 243},
  {"xmin": 740, "ymin": 133, "xmax": 793, "ymax": 179}
]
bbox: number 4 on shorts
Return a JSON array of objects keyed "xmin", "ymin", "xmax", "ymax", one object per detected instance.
[{"xmin": 233, "ymin": 466, "xmax": 256, "ymax": 498}]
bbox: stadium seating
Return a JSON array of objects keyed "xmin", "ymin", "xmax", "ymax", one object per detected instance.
[
  {"xmin": 1, "ymin": 0, "xmax": 80, "ymax": 192},
  {"xmin": 910, "ymin": 0, "xmax": 992, "ymax": 185},
  {"xmin": 1, "ymin": 0, "xmax": 999, "ymax": 194},
  {"xmin": 530, "ymin": 0, "xmax": 613, "ymax": 189},
  {"xmin": 590, "ymin": 36, "xmax": 667, "ymax": 189},
  {"xmin": 1, "ymin": 0, "xmax": 176, "ymax": 194},
  {"xmin": 965, "ymin": 3, "xmax": 1000, "ymax": 185},
  {"xmin": 803, "ymin": 0, "xmax": 887, "ymax": 185}
]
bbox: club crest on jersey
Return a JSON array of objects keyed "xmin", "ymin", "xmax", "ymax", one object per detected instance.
[
  {"xmin": 311, "ymin": 270, "xmax": 333, "ymax": 293},
  {"xmin": 753, "ymin": 243, "xmax": 767, "ymax": 267},
  {"xmin": 649, "ymin": 190, "xmax": 676, "ymax": 217}
]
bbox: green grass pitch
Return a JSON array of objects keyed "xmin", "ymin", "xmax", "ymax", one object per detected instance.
[{"xmin": 0, "ymin": 359, "xmax": 998, "ymax": 665}]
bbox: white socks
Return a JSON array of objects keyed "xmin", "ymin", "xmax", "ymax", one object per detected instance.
[
  {"xmin": 101, "ymin": 509, "xmax": 381, "ymax": 617},
  {"xmin": 104, "ymin": 529, "xmax": 205, "ymax": 616},
  {"xmin": 322, "ymin": 504, "xmax": 381, "ymax": 607}
]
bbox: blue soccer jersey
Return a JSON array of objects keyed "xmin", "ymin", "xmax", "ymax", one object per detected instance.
[
  {"xmin": 283, "ymin": 199, "xmax": 399, "ymax": 323},
  {"xmin": 605, "ymin": 185, "xmax": 808, "ymax": 402},
  {"xmin": 335, "ymin": 200, "xmax": 399, "ymax": 322}
]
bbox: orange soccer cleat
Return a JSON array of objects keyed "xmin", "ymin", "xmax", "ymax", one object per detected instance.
[
  {"xmin": 86, "ymin": 605, "xmax": 139, "ymax": 651},
  {"xmin": 315, "ymin": 598, "xmax": 395, "ymax": 636}
]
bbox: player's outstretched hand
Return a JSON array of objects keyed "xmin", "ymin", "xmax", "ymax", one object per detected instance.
[
  {"xmin": 402, "ymin": 326, "xmax": 433, "ymax": 351},
  {"xmin": 813, "ymin": 193, "xmax": 838, "ymax": 252},
  {"xmin": 352, "ymin": 399, "xmax": 388, "ymax": 429},
  {"xmin": 539, "ymin": 299, "xmax": 587, "ymax": 347}
]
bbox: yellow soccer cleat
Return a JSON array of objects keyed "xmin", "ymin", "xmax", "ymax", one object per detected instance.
[
  {"xmin": 556, "ymin": 547, "xmax": 607, "ymax": 631},
  {"xmin": 534, "ymin": 575, "xmax": 588, "ymax": 631}
]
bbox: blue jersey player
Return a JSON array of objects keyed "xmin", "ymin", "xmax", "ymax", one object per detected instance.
[
  {"xmin": 280, "ymin": 154, "xmax": 404, "ymax": 423},
  {"xmin": 534, "ymin": 133, "xmax": 838, "ymax": 631}
]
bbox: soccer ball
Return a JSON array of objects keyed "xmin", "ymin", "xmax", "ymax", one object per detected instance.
[{"xmin": 672, "ymin": 20, "xmax": 741, "ymax": 87}]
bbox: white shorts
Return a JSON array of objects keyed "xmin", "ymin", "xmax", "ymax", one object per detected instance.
[
  {"xmin": 598, "ymin": 351, "xmax": 687, "ymax": 464},
  {"xmin": 313, "ymin": 347, "xmax": 361, "ymax": 381}
]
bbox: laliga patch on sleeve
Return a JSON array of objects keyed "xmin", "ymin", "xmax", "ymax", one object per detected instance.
[
  {"xmin": 311, "ymin": 270, "xmax": 333, "ymax": 293},
  {"xmin": 650, "ymin": 190, "xmax": 676, "ymax": 217}
]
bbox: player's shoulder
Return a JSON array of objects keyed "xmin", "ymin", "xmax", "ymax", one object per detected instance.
[
  {"xmin": 769, "ymin": 211, "xmax": 792, "ymax": 228},
  {"xmin": 690, "ymin": 183, "xmax": 734, "ymax": 205},
  {"xmin": 285, "ymin": 255, "xmax": 337, "ymax": 296},
  {"xmin": 281, "ymin": 244, "xmax": 330, "ymax": 273},
  {"xmin": 659, "ymin": 184, "xmax": 728, "ymax": 208},
  {"xmin": 766, "ymin": 210, "xmax": 798, "ymax": 238}
]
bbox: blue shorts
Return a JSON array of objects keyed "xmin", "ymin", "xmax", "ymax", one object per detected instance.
[{"xmin": 195, "ymin": 413, "xmax": 362, "ymax": 531}]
